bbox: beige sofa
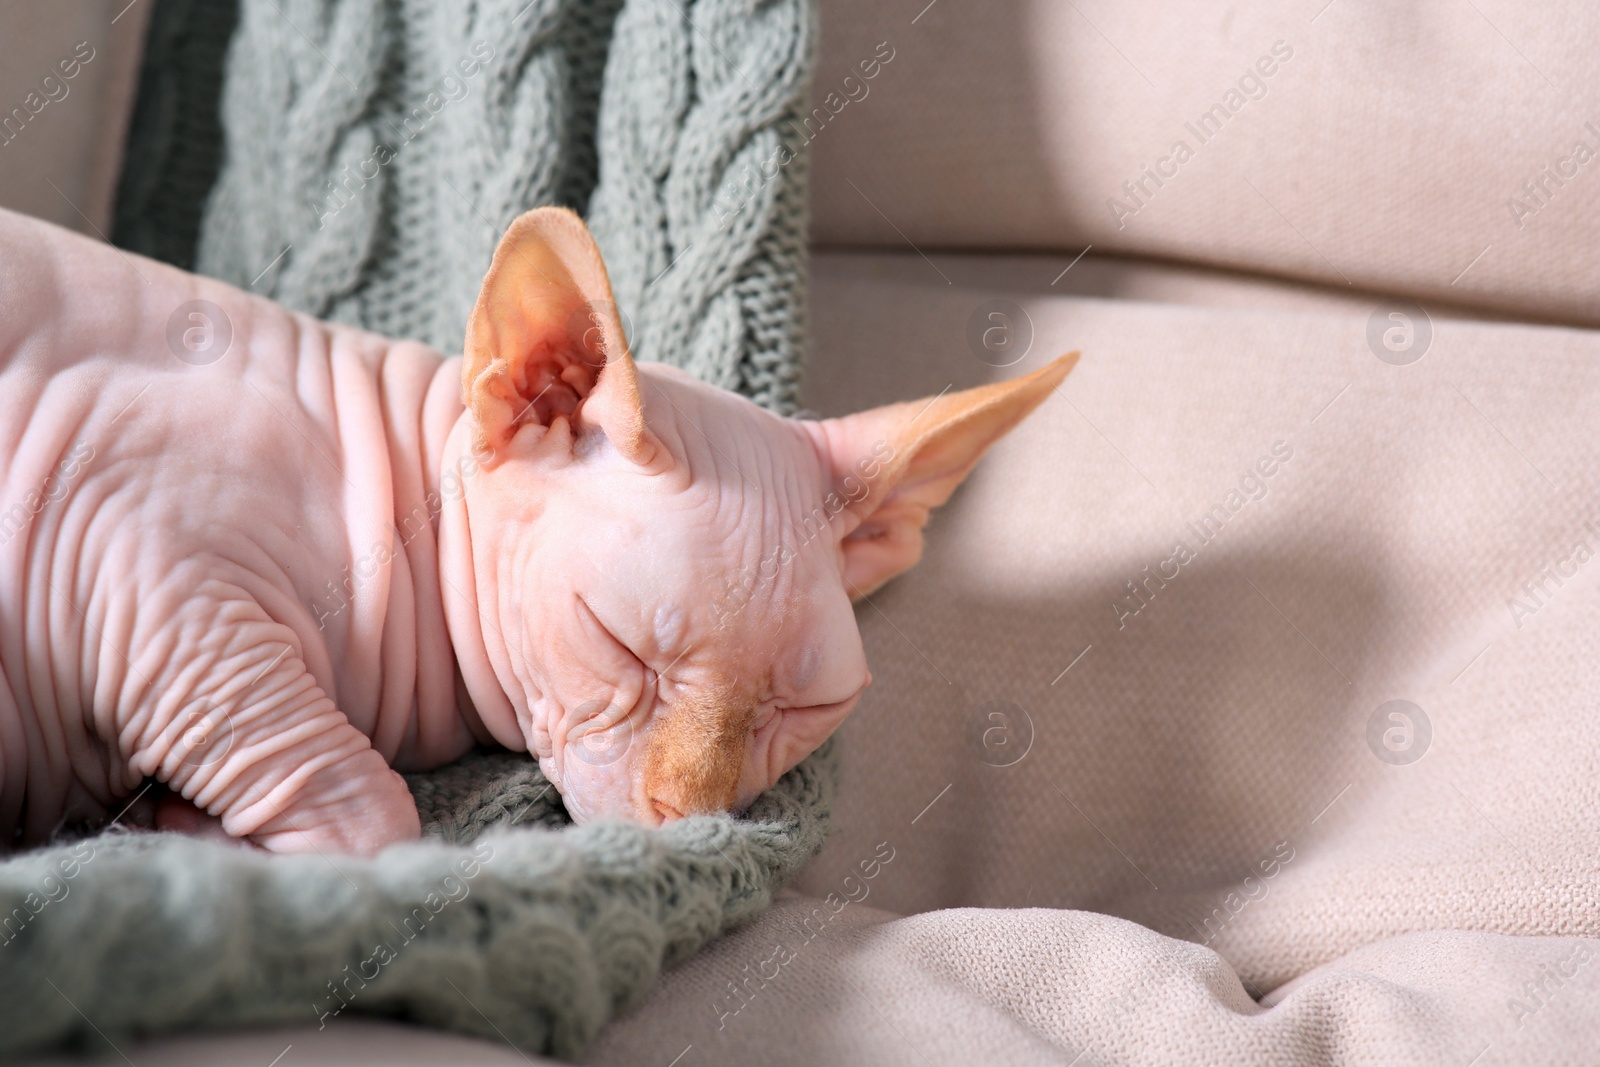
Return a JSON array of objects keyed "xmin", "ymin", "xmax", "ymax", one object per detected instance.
[{"xmin": 13, "ymin": 1, "xmax": 1600, "ymax": 1063}]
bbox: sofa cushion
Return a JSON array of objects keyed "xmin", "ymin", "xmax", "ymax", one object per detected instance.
[
  {"xmin": 807, "ymin": 0, "xmax": 1600, "ymax": 326},
  {"xmin": 789, "ymin": 249, "xmax": 1600, "ymax": 996}
]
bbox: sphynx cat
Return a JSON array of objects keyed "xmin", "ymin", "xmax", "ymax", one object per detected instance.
[{"xmin": 0, "ymin": 205, "xmax": 1076, "ymax": 855}]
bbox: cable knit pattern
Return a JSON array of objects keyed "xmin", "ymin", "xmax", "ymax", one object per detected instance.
[
  {"xmin": 588, "ymin": 0, "xmax": 812, "ymax": 410},
  {"xmin": 198, "ymin": 0, "xmax": 389, "ymax": 316},
  {"xmin": 192, "ymin": 0, "xmax": 811, "ymax": 410},
  {"xmin": 13, "ymin": 0, "xmax": 825, "ymax": 1057}
]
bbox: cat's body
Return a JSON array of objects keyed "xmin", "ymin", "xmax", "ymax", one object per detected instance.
[{"xmin": 0, "ymin": 206, "xmax": 1074, "ymax": 854}]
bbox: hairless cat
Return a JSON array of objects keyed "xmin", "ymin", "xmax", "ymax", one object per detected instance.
[{"xmin": 0, "ymin": 206, "xmax": 1076, "ymax": 854}]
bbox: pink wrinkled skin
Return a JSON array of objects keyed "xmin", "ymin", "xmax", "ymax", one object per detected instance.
[{"xmin": 0, "ymin": 206, "xmax": 1073, "ymax": 855}]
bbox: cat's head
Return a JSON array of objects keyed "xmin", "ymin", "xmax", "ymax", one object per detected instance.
[{"xmin": 441, "ymin": 208, "xmax": 1076, "ymax": 825}]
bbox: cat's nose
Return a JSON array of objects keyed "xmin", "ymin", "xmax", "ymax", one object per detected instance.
[{"xmin": 650, "ymin": 797, "xmax": 686, "ymax": 824}]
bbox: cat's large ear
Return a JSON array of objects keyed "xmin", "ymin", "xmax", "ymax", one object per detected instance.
[
  {"xmin": 462, "ymin": 207, "xmax": 658, "ymax": 465},
  {"xmin": 804, "ymin": 352, "xmax": 1079, "ymax": 597}
]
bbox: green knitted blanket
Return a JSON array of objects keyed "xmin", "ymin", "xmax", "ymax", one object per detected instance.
[
  {"xmin": 1, "ymin": 0, "xmax": 827, "ymax": 1059},
  {"xmin": 2, "ymin": 745, "xmax": 838, "ymax": 1057}
]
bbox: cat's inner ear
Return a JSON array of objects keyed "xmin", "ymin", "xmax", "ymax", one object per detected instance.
[{"xmin": 461, "ymin": 207, "xmax": 655, "ymax": 464}]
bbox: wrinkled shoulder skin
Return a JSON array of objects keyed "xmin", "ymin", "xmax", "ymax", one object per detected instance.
[{"xmin": 0, "ymin": 207, "xmax": 473, "ymax": 853}]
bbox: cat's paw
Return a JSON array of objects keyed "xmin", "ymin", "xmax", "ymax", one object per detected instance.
[{"xmin": 237, "ymin": 748, "xmax": 422, "ymax": 856}]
